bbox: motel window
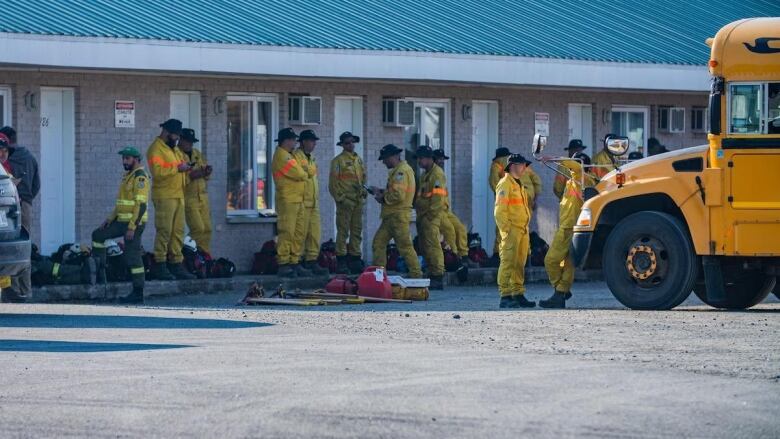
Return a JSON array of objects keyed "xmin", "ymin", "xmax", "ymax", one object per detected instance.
[
  {"xmin": 170, "ymin": 91, "xmax": 202, "ymax": 142},
  {"xmin": 0, "ymin": 87, "xmax": 11, "ymax": 127},
  {"xmin": 226, "ymin": 94, "xmax": 278, "ymax": 215},
  {"xmin": 611, "ymin": 106, "xmax": 648, "ymax": 153},
  {"xmin": 691, "ymin": 107, "xmax": 708, "ymax": 132},
  {"xmin": 402, "ymin": 100, "xmax": 452, "ymax": 182}
]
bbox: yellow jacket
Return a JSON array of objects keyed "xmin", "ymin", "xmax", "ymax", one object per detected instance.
[
  {"xmin": 494, "ymin": 174, "xmax": 530, "ymax": 232},
  {"xmin": 329, "ymin": 150, "xmax": 366, "ymax": 206},
  {"xmin": 107, "ymin": 167, "xmax": 150, "ymax": 231},
  {"xmin": 558, "ymin": 159, "xmax": 597, "ymax": 229},
  {"xmin": 553, "ymin": 169, "xmax": 570, "ymax": 200},
  {"xmin": 592, "ymin": 149, "xmax": 615, "ymax": 179},
  {"xmin": 292, "ymin": 148, "xmax": 319, "ymax": 208},
  {"xmin": 519, "ymin": 167, "xmax": 543, "ymax": 207},
  {"xmin": 184, "ymin": 148, "xmax": 209, "ymax": 202},
  {"xmin": 272, "ymin": 147, "xmax": 307, "ymax": 204},
  {"xmin": 489, "ymin": 156, "xmax": 509, "ymax": 193},
  {"xmin": 414, "ymin": 164, "xmax": 447, "ymax": 220},
  {"xmin": 381, "ymin": 160, "xmax": 415, "ymax": 218},
  {"xmin": 147, "ymin": 137, "xmax": 187, "ymax": 199}
]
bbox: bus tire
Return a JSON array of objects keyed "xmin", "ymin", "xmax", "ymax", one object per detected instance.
[
  {"xmin": 694, "ymin": 274, "xmax": 775, "ymax": 309},
  {"xmin": 603, "ymin": 211, "xmax": 697, "ymax": 310}
]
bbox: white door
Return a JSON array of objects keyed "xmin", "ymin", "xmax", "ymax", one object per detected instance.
[
  {"xmin": 402, "ymin": 101, "xmax": 452, "ymax": 182},
  {"xmin": 40, "ymin": 87, "xmax": 76, "ymax": 253},
  {"xmin": 568, "ymin": 104, "xmax": 593, "ymax": 155},
  {"xmin": 471, "ymin": 101, "xmax": 499, "ymax": 250},
  {"xmin": 334, "ymin": 97, "xmax": 364, "ymax": 157},
  {"xmin": 170, "ymin": 91, "xmax": 202, "ymax": 142}
]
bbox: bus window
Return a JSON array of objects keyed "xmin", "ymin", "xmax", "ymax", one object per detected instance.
[
  {"xmin": 769, "ymin": 83, "xmax": 780, "ymax": 134},
  {"xmin": 729, "ymin": 84, "xmax": 761, "ymax": 134}
]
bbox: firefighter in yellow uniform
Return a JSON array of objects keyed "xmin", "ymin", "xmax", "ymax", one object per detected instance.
[
  {"xmin": 591, "ymin": 134, "xmax": 617, "ymax": 180},
  {"xmin": 370, "ymin": 144, "xmax": 422, "ymax": 279},
  {"xmin": 519, "ymin": 159, "xmax": 543, "ymax": 208},
  {"xmin": 554, "ymin": 139, "xmax": 586, "ymax": 200},
  {"xmin": 433, "ymin": 149, "xmax": 472, "ymax": 268},
  {"xmin": 488, "ymin": 147, "xmax": 512, "ymax": 263},
  {"xmin": 179, "ymin": 128, "xmax": 213, "ymax": 254},
  {"xmin": 540, "ymin": 152, "xmax": 596, "ymax": 308},
  {"xmin": 494, "ymin": 154, "xmax": 535, "ymax": 308},
  {"xmin": 91, "ymin": 147, "xmax": 149, "ymax": 304},
  {"xmin": 272, "ymin": 128, "xmax": 311, "ymax": 278},
  {"xmin": 329, "ymin": 131, "xmax": 367, "ymax": 274},
  {"xmin": 147, "ymin": 119, "xmax": 195, "ymax": 281},
  {"xmin": 414, "ymin": 146, "xmax": 447, "ymax": 290},
  {"xmin": 293, "ymin": 130, "xmax": 328, "ymax": 275}
]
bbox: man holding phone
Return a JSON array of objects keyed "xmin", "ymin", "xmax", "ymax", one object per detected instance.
[{"xmin": 179, "ymin": 128, "xmax": 213, "ymax": 254}]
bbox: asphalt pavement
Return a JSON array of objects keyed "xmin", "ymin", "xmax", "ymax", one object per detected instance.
[{"xmin": 1, "ymin": 282, "xmax": 778, "ymax": 438}]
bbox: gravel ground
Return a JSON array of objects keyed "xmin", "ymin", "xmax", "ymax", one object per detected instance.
[{"xmin": 1, "ymin": 282, "xmax": 778, "ymax": 438}]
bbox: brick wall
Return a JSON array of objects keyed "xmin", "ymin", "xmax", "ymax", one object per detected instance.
[{"xmin": 0, "ymin": 70, "xmax": 707, "ymax": 271}]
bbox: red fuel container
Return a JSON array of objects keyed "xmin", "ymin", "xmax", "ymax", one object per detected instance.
[{"xmin": 356, "ymin": 266, "xmax": 392, "ymax": 299}]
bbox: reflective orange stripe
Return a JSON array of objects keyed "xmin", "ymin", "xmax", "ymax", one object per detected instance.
[
  {"xmin": 431, "ymin": 188, "xmax": 448, "ymax": 196},
  {"xmin": 149, "ymin": 155, "xmax": 179, "ymax": 168},
  {"xmin": 498, "ymin": 198, "xmax": 525, "ymax": 205},
  {"xmin": 273, "ymin": 159, "xmax": 298, "ymax": 179}
]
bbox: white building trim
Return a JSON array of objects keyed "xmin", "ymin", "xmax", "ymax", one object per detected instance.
[{"xmin": 0, "ymin": 33, "xmax": 710, "ymax": 92}]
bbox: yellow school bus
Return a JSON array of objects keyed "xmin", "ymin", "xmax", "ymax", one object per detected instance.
[{"xmin": 571, "ymin": 18, "xmax": 780, "ymax": 310}]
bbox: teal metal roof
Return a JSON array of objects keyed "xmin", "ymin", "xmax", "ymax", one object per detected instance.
[{"xmin": 2, "ymin": 0, "xmax": 779, "ymax": 65}]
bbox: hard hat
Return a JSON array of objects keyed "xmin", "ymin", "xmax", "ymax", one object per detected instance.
[
  {"xmin": 184, "ymin": 236, "xmax": 197, "ymax": 252},
  {"xmin": 107, "ymin": 242, "xmax": 123, "ymax": 257}
]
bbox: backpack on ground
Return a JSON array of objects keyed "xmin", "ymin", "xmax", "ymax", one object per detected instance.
[
  {"xmin": 529, "ymin": 231, "xmax": 549, "ymax": 267},
  {"xmin": 252, "ymin": 240, "xmax": 278, "ymax": 275},
  {"xmin": 467, "ymin": 232, "xmax": 489, "ymax": 267},
  {"xmin": 209, "ymin": 257, "xmax": 236, "ymax": 278},
  {"xmin": 317, "ymin": 239, "xmax": 337, "ymax": 273}
]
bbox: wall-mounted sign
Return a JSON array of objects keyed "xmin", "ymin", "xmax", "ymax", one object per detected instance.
[
  {"xmin": 534, "ymin": 112, "xmax": 549, "ymax": 137},
  {"xmin": 115, "ymin": 100, "xmax": 135, "ymax": 128}
]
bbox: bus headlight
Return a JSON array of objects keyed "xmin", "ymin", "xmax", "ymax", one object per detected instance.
[{"xmin": 576, "ymin": 208, "xmax": 592, "ymax": 227}]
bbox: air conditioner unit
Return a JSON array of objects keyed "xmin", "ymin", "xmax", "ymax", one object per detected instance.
[
  {"xmin": 382, "ymin": 99, "xmax": 415, "ymax": 127},
  {"xmin": 288, "ymin": 96, "xmax": 322, "ymax": 125}
]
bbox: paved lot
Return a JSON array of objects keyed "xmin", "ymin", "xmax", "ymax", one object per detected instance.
[{"xmin": 1, "ymin": 282, "xmax": 778, "ymax": 438}]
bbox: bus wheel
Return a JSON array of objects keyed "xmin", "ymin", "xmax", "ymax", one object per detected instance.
[
  {"xmin": 694, "ymin": 273, "xmax": 775, "ymax": 309},
  {"xmin": 603, "ymin": 211, "xmax": 697, "ymax": 310}
]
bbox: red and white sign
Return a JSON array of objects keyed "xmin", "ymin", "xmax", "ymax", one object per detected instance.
[
  {"xmin": 534, "ymin": 112, "xmax": 549, "ymax": 136},
  {"xmin": 115, "ymin": 100, "xmax": 135, "ymax": 128}
]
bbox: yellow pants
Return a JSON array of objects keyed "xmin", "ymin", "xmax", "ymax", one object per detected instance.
[
  {"xmin": 276, "ymin": 200, "xmax": 303, "ymax": 265},
  {"xmin": 372, "ymin": 212, "xmax": 422, "ymax": 278},
  {"xmin": 335, "ymin": 200, "xmax": 364, "ymax": 257},
  {"xmin": 294, "ymin": 204, "xmax": 321, "ymax": 262},
  {"xmin": 185, "ymin": 195, "xmax": 212, "ymax": 253},
  {"xmin": 153, "ymin": 198, "xmax": 185, "ymax": 263},
  {"xmin": 440, "ymin": 210, "xmax": 468, "ymax": 257},
  {"xmin": 545, "ymin": 227, "xmax": 575, "ymax": 293},
  {"xmin": 497, "ymin": 227, "xmax": 529, "ymax": 297},
  {"xmin": 416, "ymin": 212, "xmax": 444, "ymax": 277}
]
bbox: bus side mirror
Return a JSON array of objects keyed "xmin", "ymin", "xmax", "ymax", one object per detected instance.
[
  {"xmin": 532, "ymin": 134, "xmax": 547, "ymax": 155},
  {"xmin": 605, "ymin": 135, "xmax": 630, "ymax": 157}
]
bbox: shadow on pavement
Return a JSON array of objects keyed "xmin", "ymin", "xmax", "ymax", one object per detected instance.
[
  {"xmin": 0, "ymin": 339, "xmax": 193, "ymax": 352},
  {"xmin": 0, "ymin": 314, "xmax": 272, "ymax": 329}
]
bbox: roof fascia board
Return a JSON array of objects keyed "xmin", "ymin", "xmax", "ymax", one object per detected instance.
[{"xmin": 0, "ymin": 33, "xmax": 710, "ymax": 92}]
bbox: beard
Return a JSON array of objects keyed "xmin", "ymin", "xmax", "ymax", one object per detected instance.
[{"xmin": 123, "ymin": 163, "xmax": 133, "ymax": 171}]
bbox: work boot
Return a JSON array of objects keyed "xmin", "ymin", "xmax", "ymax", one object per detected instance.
[
  {"xmin": 278, "ymin": 264, "xmax": 296, "ymax": 278},
  {"xmin": 456, "ymin": 264, "xmax": 469, "ymax": 284},
  {"xmin": 117, "ymin": 287, "xmax": 144, "ymax": 305},
  {"xmin": 168, "ymin": 263, "xmax": 196, "ymax": 280},
  {"xmin": 304, "ymin": 260, "xmax": 329, "ymax": 276},
  {"xmin": 82, "ymin": 257, "xmax": 97, "ymax": 285},
  {"xmin": 293, "ymin": 264, "xmax": 312, "ymax": 277},
  {"xmin": 151, "ymin": 262, "xmax": 175, "ymax": 281},
  {"xmin": 0, "ymin": 289, "xmax": 26, "ymax": 303},
  {"xmin": 499, "ymin": 294, "xmax": 535, "ymax": 309},
  {"xmin": 336, "ymin": 256, "xmax": 349, "ymax": 274},
  {"xmin": 539, "ymin": 291, "xmax": 567, "ymax": 309},
  {"xmin": 347, "ymin": 255, "xmax": 365, "ymax": 274},
  {"xmin": 429, "ymin": 275, "xmax": 444, "ymax": 290}
]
